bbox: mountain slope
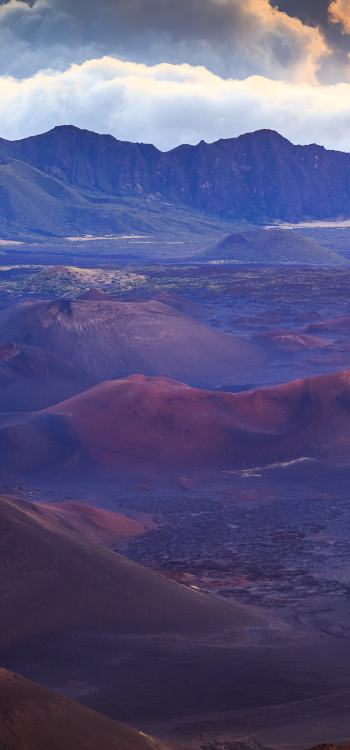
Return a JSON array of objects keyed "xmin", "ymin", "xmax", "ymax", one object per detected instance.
[
  {"xmin": 2, "ymin": 126, "xmax": 350, "ymax": 234},
  {"xmin": 0, "ymin": 144, "xmax": 234, "ymax": 242},
  {"xmin": 0, "ymin": 342, "xmax": 93, "ymax": 411},
  {"xmin": 0, "ymin": 494, "xmax": 262, "ymax": 648},
  {"xmin": 203, "ymin": 229, "xmax": 348, "ymax": 265},
  {"xmin": 2, "ymin": 370, "xmax": 350, "ymax": 477},
  {"xmin": 0, "ymin": 669, "xmax": 170, "ymax": 750},
  {"xmin": 37, "ymin": 501, "xmax": 148, "ymax": 547},
  {"xmin": 0, "ymin": 298, "xmax": 264, "ymax": 388},
  {"xmin": 0, "ymin": 157, "xmax": 99, "ymax": 238},
  {"xmin": 45, "ymin": 371, "xmax": 350, "ymax": 470}
]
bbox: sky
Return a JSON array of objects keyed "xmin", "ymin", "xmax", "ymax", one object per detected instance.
[{"xmin": 1, "ymin": 0, "xmax": 350, "ymax": 150}]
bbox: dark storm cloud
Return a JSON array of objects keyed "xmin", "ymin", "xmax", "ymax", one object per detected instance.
[
  {"xmin": 1, "ymin": 0, "xmax": 350, "ymax": 152},
  {"xmin": 0, "ymin": 0, "xmax": 328, "ymax": 80},
  {"xmin": 274, "ymin": 0, "xmax": 350, "ymax": 82},
  {"xmin": 273, "ymin": 1, "xmax": 329, "ymax": 25}
]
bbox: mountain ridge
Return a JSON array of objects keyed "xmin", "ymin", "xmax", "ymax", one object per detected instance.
[
  {"xmin": 0, "ymin": 125, "xmax": 333, "ymax": 157},
  {"xmin": 2, "ymin": 126, "xmax": 350, "ymax": 238}
]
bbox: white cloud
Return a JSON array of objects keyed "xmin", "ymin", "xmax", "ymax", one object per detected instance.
[
  {"xmin": 0, "ymin": 0, "xmax": 329, "ymax": 82},
  {"xmin": 329, "ymin": 0, "xmax": 350, "ymax": 32},
  {"xmin": 0, "ymin": 56, "xmax": 350, "ymax": 152}
]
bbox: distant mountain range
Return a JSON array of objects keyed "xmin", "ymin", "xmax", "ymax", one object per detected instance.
[{"xmin": 1, "ymin": 126, "xmax": 350, "ymax": 240}]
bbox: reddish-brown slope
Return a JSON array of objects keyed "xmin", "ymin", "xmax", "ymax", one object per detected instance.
[
  {"xmin": 306, "ymin": 316, "xmax": 350, "ymax": 333},
  {"xmin": 43, "ymin": 371, "xmax": 350, "ymax": 470},
  {"xmin": 1, "ymin": 370, "xmax": 350, "ymax": 476},
  {"xmin": 0, "ymin": 669, "xmax": 170, "ymax": 750},
  {"xmin": 0, "ymin": 298, "xmax": 263, "ymax": 387},
  {"xmin": 0, "ymin": 495, "xmax": 264, "ymax": 649},
  {"xmin": 39, "ymin": 501, "xmax": 148, "ymax": 547},
  {"xmin": 259, "ymin": 329, "xmax": 330, "ymax": 351}
]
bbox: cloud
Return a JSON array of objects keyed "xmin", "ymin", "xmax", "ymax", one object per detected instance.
[
  {"xmin": 1, "ymin": 56, "xmax": 350, "ymax": 153},
  {"xmin": 329, "ymin": 0, "xmax": 350, "ymax": 32},
  {"xmin": 0, "ymin": 0, "xmax": 329, "ymax": 82}
]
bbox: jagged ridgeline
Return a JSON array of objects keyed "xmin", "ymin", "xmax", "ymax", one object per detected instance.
[{"xmin": 2, "ymin": 126, "xmax": 350, "ymax": 239}]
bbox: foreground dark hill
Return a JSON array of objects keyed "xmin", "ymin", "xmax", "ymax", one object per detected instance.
[
  {"xmin": 0, "ymin": 298, "xmax": 263, "ymax": 388},
  {"xmin": 2, "ymin": 370, "xmax": 350, "ymax": 476},
  {"xmin": 0, "ymin": 669, "xmax": 170, "ymax": 750},
  {"xmin": 0, "ymin": 495, "xmax": 263, "ymax": 649},
  {"xmin": 204, "ymin": 229, "xmax": 347, "ymax": 265},
  {"xmin": 2, "ymin": 126, "xmax": 350, "ymax": 237}
]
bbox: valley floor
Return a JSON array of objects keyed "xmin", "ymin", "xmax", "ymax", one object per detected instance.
[{"xmin": 2, "ymin": 246, "xmax": 350, "ymax": 749}]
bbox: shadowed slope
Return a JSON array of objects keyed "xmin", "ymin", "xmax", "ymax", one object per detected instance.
[
  {"xmin": 0, "ymin": 495, "xmax": 265, "ymax": 649},
  {"xmin": 0, "ymin": 158, "xmax": 96, "ymax": 238},
  {"xmin": 0, "ymin": 145, "xmax": 232, "ymax": 242},
  {"xmin": 0, "ymin": 298, "xmax": 263, "ymax": 388},
  {"xmin": 0, "ymin": 342, "xmax": 93, "ymax": 411},
  {"xmin": 0, "ymin": 669, "xmax": 170, "ymax": 750}
]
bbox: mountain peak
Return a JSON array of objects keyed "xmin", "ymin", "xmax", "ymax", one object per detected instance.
[
  {"xmin": 51, "ymin": 124, "xmax": 81, "ymax": 132},
  {"xmin": 1, "ymin": 124, "xmax": 350, "ymax": 234},
  {"xmin": 42, "ymin": 123, "xmax": 118, "ymax": 143},
  {"xmin": 43, "ymin": 124, "xmax": 159, "ymax": 152},
  {"xmin": 236, "ymin": 128, "xmax": 293, "ymax": 146}
]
